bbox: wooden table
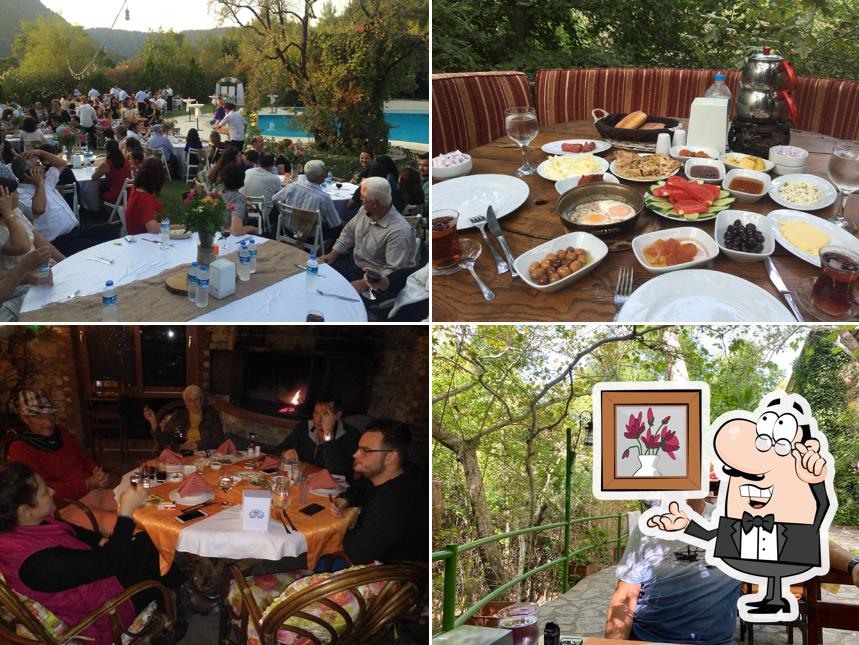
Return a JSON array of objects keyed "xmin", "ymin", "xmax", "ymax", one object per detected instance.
[{"xmin": 432, "ymin": 119, "xmax": 859, "ymax": 322}]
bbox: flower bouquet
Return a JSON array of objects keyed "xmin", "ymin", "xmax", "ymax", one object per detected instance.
[
  {"xmin": 54, "ymin": 127, "xmax": 86, "ymax": 156},
  {"xmin": 620, "ymin": 407, "xmax": 680, "ymax": 476},
  {"xmin": 174, "ymin": 186, "xmax": 230, "ymax": 265},
  {"xmin": 160, "ymin": 118, "xmax": 176, "ymax": 132},
  {"xmin": 97, "ymin": 118, "xmax": 111, "ymax": 132}
]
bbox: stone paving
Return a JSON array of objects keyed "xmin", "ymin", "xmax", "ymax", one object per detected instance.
[{"xmin": 539, "ymin": 526, "xmax": 859, "ymax": 644}]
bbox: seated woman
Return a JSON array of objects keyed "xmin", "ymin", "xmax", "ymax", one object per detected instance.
[
  {"xmin": 90, "ymin": 139, "xmax": 131, "ymax": 205},
  {"xmin": 0, "ymin": 462, "xmax": 219, "ymax": 645},
  {"xmin": 17, "ymin": 117, "xmax": 45, "ymax": 152},
  {"xmin": 207, "ymin": 145, "xmax": 240, "ymax": 189},
  {"xmin": 207, "ymin": 131, "xmax": 226, "ymax": 165},
  {"xmin": 398, "ymin": 167, "xmax": 424, "ymax": 212},
  {"xmin": 128, "ymin": 149, "xmax": 145, "ymax": 179},
  {"xmin": 143, "ymin": 385, "xmax": 225, "ymax": 452},
  {"xmin": 122, "ymin": 98, "xmax": 138, "ymax": 124},
  {"xmin": 221, "ymin": 163, "xmax": 258, "ymax": 236},
  {"xmin": 210, "ymin": 97, "xmax": 225, "ymax": 127},
  {"xmin": 275, "ymin": 154, "xmax": 292, "ymax": 178},
  {"xmin": 184, "ymin": 128, "xmax": 204, "ymax": 167},
  {"xmin": 7, "ymin": 391, "xmax": 116, "ymax": 536},
  {"xmin": 125, "ymin": 158, "xmax": 166, "ymax": 235},
  {"xmin": 349, "ymin": 149, "xmax": 374, "ymax": 184}
]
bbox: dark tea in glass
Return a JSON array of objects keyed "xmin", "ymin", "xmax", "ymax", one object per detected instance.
[
  {"xmin": 497, "ymin": 603, "xmax": 540, "ymax": 645},
  {"xmin": 431, "ymin": 210, "xmax": 462, "ymax": 269},
  {"xmin": 812, "ymin": 246, "xmax": 859, "ymax": 316}
]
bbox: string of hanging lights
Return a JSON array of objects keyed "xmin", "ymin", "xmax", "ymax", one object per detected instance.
[{"xmin": 67, "ymin": 0, "xmax": 131, "ymax": 80}]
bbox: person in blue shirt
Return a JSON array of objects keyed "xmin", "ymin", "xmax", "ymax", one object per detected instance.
[
  {"xmin": 144, "ymin": 125, "xmax": 177, "ymax": 177},
  {"xmin": 606, "ymin": 498, "xmax": 741, "ymax": 645}
]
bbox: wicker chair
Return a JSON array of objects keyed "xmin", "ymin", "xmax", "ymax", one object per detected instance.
[
  {"xmin": 222, "ymin": 561, "xmax": 426, "ymax": 644},
  {"xmin": 0, "ymin": 499, "xmax": 179, "ymax": 644}
]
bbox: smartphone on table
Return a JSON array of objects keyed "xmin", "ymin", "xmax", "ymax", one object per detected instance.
[{"xmin": 175, "ymin": 509, "xmax": 208, "ymax": 523}]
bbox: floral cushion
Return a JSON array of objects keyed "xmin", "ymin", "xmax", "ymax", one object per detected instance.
[
  {"xmin": 0, "ymin": 570, "xmax": 68, "ymax": 640},
  {"xmin": 247, "ymin": 563, "xmax": 391, "ymax": 645},
  {"xmin": 227, "ymin": 571, "xmax": 307, "ymax": 617}
]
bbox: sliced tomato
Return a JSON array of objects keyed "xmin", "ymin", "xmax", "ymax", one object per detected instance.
[
  {"xmin": 684, "ymin": 182, "xmax": 715, "ymax": 205},
  {"xmin": 666, "ymin": 175, "xmax": 688, "ymax": 187},
  {"xmin": 652, "ymin": 185, "xmax": 670, "ymax": 197},
  {"xmin": 666, "ymin": 185, "xmax": 694, "ymax": 202},
  {"xmin": 674, "ymin": 200, "xmax": 709, "ymax": 215}
]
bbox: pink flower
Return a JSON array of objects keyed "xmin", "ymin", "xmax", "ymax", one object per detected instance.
[
  {"xmin": 661, "ymin": 428, "xmax": 680, "ymax": 460},
  {"xmin": 624, "ymin": 412, "xmax": 644, "ymax": 439},
  {"xmin": 642, "ymin": 428, "xmax": 661, "ymax": 450},
  {"xmin": 647, "ymin": 407, "xmax": 654, "ymax": 426},
  {"xmin": 621, "ymin": 448, "xmax": 630, "ymax": 459},
  {"xmin": 662, "ymin": 416, "xmax": 671, "ymax": 425},
  {"xmin": 208, "ymin": 192, "xmax": 218, "ymax": 198},
  {"xmin": 226, "ymin": 203, "xmax": 236, "ymax": 212},
  {"xmin": 183, "ymin": 195, "xmax": 191, "ymax": 206}
]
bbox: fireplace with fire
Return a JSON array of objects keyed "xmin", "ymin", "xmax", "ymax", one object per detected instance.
[{"xmin": 210, "ymin": 348, "xmax": 374, "ymax": 420}]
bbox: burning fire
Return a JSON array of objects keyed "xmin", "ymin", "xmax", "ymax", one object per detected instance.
[{"xmin": 277, "ymin": 388, "xmax": 304, "ymax": 414}]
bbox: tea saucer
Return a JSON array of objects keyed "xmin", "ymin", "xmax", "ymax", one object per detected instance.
[
  {"xmin": 432, "ymin": 238, "xmax": 481, "ymax": 276},
  {"xmin": 792, "ymin": 278, "xmax": 859, "ymax": 321}
]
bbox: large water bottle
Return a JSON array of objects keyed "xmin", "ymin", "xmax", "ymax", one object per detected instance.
[
  {"xmin": 704, "ymin": 72, "xmax": 732, "ymax": 100},
  {"xmin": 195, "ymin": 265, "xmax": 209, "ymax": 308},
  {"xmin": 237, "ymin": 242, "xmax": 251, "ymax": 281},
  {"xmin": 187, "ymin": 261, "xmax": 198, "ymax": 302},
  {"xmin": 305, "ymin": 253, "xmax": 319, "ymax": 292},
  {"xmin": 248, "ymin": 239, "xmax": 257, "ymax": 273},
  {"xmin": 160, "ymin": 216, "xmax": 170, "ymax": 249},
  {"xmin": 102, "ymin": 280, "xmax": 117, "ymax": 321},
  {"xmin": 325, "ymin": 170, "xmax": 333, "ymax": 191}
]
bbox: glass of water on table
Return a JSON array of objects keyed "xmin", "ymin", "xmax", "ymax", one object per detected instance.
[
  {"xmin": 827, "ymin": 141, "xmax": 859, "ymax": 234},
  {"xmin": 504, "ymin": 106, "xmax": 539, "ymax": 177}
]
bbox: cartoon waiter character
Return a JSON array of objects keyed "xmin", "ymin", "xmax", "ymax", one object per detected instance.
[{"xmin": 642, "ymin": 392, "xmax": 837, "ymax": 622}]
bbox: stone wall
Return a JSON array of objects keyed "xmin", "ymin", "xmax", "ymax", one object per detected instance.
[{"xmin": 0, "ymin": 326, "xmax": 83, "ymax": 438}]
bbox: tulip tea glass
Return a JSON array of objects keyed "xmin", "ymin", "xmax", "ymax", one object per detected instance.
[
  {"xmin": 812, "ymin": 245, "xmax": 859, "ymax": 316},
  {"xmin": 505, "ymin": 106, "xmax": 539, "ymax": 177},
  {"xmin": 431, "ymin": 210, "xmax": 462, "ymax": 269},
  {"xmin": 218, "ymin": 475, "xmax": 233, "ymax": 507}
]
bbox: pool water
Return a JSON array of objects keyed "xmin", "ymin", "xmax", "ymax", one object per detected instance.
[{"xmin": 258, "ymin": 110, "xmax": 428, "ymax": 144}]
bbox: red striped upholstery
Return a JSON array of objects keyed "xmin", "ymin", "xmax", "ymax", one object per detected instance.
[
  {"xmin": 535, "ymin": 67, "xmax": 859, "ymax": 140},
  {"xmin": 432, "ymin": 71, "xmax": 533, "ymax": 156}
]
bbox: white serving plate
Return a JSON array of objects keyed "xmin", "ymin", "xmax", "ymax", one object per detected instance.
[
  {"xmin": 631, "ymin": 227, "xmax": 719, "ymax": 274},
  {"xmin": 555, "ymin": 173, "xmax": 620, "ymax": 194},
  {"xmin": 513, "ymin": 231, "xmax": 609, "ymax": 293},
  {"xmin": 609, "ymin": 157, "xmax": 681, "ymax": 183},
  {"xmin": 720, "ymin": 152, "xmax": 775, "ymax": 173},
  {"xmin": 537, "ymin": 155, "xmax": 609, "ymax": 181},
  {"xmin": 169, "ymin": 489, "xmax": 215, "ymax": 506},
  {"xmin": 616, "ymin": 269, "xmax": 795, "ymax": 322},
  {"xmin": 767, "ymin": 209, "xmax": 859, "ymax": 267},
  {"xmin": 541, "ymin": 139, "xmax": 611, "ymax": 156},
  {"xmin": 768, "ymin": 174, "xmax": 837, "ymax": 211},
  {"xmin": 669, "ymin": 145, "xmax": 720, "ymax": 162},
  {"xmin": 431, "ymin": 174, "xmax": 530, "ymax": 230},
  {"xmin": 714, "ymin": 210, "xmax": 775, "ymax": 262}
]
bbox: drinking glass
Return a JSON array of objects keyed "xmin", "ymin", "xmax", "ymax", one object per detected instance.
[
  {"xmin": 281, "ymin": 458, "xmax": 299, "ymax": 482},
  {"xmin": 497, "ymin": 602, "xmax": 540, "ymax": 645},
  {"xmin": 218, "ymin": 475, "xmax": 233, "ymax": 508},
  {"xmin": 271, "ymin": 476, "xmax": 291, "ymax": 509},
  {"xmin": 812, "ymin": 245, "xmax": 859, "ymax": 316},
  {"xmin": 431, "ymin": 210, "xmax": 462, "ymax": 269},
  {"xmin": 504, "ymin": 107, "xmax": 539, "ymax": 177},
  {"xmin": 826, "ymin": 141, "xmax": 859, "ymax": 234},
  {"xmin": 130, "ymin": 472, "xmax": 142, "ymax": 488}
]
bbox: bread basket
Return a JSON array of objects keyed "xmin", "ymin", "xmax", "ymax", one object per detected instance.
[{"xmin": 592, "ymin": 108, "xmax": 679, "ymax": 143}]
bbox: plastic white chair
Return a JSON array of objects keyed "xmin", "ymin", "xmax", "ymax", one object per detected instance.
[
  {"xmin": 275, "ymin": 200, "xmax": 322, "ymax": 256},
  {"xmin": 56, "ymin": 183, "xmax": 79, "ymax": 223},
  {"xmin": 104, "ymin": 178, "xmax": 132, "ymax": 234},
  {"xmin": 144, "ymin": 147, "xmax": 171, "ymax": 181},
  {"xmin": 244, "ymin": 195, "xmax": 268, "ymax": 235},
  {"xmin": 184, "ymin": 148, "xmax": 203, "ymax": 184}
]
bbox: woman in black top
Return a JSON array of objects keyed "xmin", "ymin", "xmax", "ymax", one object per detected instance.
[{"xmin": 185, "ymin": 128, "xmax": 204, "ymax": 166}]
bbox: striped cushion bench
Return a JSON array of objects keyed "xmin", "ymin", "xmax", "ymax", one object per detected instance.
[{"xmin": 432, "ymin": 71, "xmax": 533, "ymax": 156}]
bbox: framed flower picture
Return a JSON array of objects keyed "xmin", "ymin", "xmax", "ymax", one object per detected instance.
[{"xmin": 592, "ymin": 381, "xmax": 709, "ymax": 499}]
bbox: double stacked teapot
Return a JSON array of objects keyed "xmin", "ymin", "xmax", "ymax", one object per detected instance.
[{"xmin": 734, "ymin": 46, "xmax": 799, "ymax": 123}]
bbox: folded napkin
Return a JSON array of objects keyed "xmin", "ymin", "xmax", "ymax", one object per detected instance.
[
  {"xmin": 177, "ymin": 473, "xmax": 213, "ymax": 498},
  {"xmin": 259, "ymin": 455, "xmax": 280, "ymax": 470},
  {"xmin": 217, "ymin": 439, "xmax": 237, "ymax": 456},
  {"xmin": 158, "ymin": 449, "xmax": 183, "ymax": 465},
  {"xmin": 309, "ymin": 469, "xmax": 343, "ymax": 490}
]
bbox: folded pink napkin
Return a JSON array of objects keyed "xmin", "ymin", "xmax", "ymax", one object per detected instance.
[
  {"xmin": 309, "ymin": 469, "xmax": 342, "ymax": 490},
  {"xmin": 158, "ymin": 449, "xmax": 183, "ymax": 465},
  {"xmin": 217, "ymin": 439, "xmax": 236, "ymax": 456},
  {"xmin": 259, "ymin": 455, "xmax": 280, "ymax": 470},
  {"xmin": 177, "ymin": 474, "xmax": 213, "ymax": 497}
]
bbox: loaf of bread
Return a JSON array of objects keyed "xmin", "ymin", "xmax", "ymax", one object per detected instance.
[
  {"xmin": 640, "ymin": 122, "xmax": 665, "ymax": 130},
  {"xmin": 616, "ymin": 111, "xmax": 647, "ymax": 129}
]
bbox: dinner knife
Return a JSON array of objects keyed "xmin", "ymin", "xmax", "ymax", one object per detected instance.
[
  {"xmin": 485, "ymin": 205, "xmax": 518, "ymax": 277},
  {"xmin": 283, "ymin": 510, "xmax": 298, "ymax": 532},
  {"xmin": 764, "ymin": 257, "xmax": 804, "ymax": 321}
]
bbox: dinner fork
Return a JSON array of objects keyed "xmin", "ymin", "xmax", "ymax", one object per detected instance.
[
  {"xmin": 469, "ymin": 215, "xmax": 508, "ymax": 274},
  {"xmin": 613, "ymin": 266, "xmax": 634, "ymax": 321}
]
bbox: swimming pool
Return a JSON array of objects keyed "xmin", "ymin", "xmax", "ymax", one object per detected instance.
[{"xmin": 258, "ymin": 110, "xmax": 428, "ymax": 144}]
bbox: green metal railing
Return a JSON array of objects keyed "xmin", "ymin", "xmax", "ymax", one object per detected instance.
[{"xmin": 432, "ymin": 425, "xmax": 626, "ymax": 634}]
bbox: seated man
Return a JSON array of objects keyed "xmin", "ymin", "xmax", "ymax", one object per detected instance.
[
  {"xmin": 319, "ymin": 176, "xmax": 416, "ymax": 294},
  {"xmin": 242, "ymin": 153, "xmax": 286, "ymax": 231},
  {"xmin": 328, "ymin": 419, "xmax": 426, "ymax": 566},
  {"xmin": 12, "ymin": 150, "xmax": 118, "ymax": 256},
  {"xmin": 271, "ymin": 159, "xmax": 341, "ymax": 241},
  {"xmin": 7, "ymin": 390, "xmax": 117, "ymax": 536},
  {"xmin": 266, "ymin": 395, "xmax": 360, "ymax": 480},
  {"xmin": 144, "ymin": 125, "xmax": 177, "ymax": 177},
  {"xmin": 143, "ymin": 384, "xmax": 225, "ymax": 452}
]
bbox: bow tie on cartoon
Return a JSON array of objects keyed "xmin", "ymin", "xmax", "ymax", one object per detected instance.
[{"xmin": 742, "ymin": 512, "xmax": 775, "ymax": 533}]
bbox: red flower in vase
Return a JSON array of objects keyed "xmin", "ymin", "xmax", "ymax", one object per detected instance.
[
  {"xmin": 661, "ymin": 427, "xmax": 680, "ymax": 460},
  {"xmin": 641, "ymin": 428, "xmax": 661, "ymax": 450},
  {"xmin": 624, "ymin": 412, "xmax": 644, "ymax": 439},
  {"xmin": 647, "ymin": 407, "xmax": 654, "ymax": 425}
]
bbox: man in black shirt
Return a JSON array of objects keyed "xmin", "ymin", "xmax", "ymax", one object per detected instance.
[
  {"xmin": 329, "ymin": 419, "xmax": 427, "ymax": 566},
  {"xmin": 268, "ymin": 395, "xmax": 360, "ymax": 480}
]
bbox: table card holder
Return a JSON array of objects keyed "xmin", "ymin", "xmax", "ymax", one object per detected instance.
[
  {"xmin": 687, "ymin": 97, "xmax": 729, "ymax": 152},
  {"xmin": 242, "ymin": 489, "xmax": 271, "ymax": 531}
]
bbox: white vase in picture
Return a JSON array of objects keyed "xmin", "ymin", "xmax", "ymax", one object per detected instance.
[{"xmin": 633, "ymin": 454, "xmax": 659, "ymax": 477}]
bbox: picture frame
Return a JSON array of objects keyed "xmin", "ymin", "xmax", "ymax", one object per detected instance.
[{"xmin": 591, "ymin": 381, "xmax": 709, "ymax": 500}]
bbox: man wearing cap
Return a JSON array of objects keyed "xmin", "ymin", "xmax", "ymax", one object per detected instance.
[
  {"xmin": 8, "ymin": 390, "xmax": 118, "ymax": 535},
  {"xmin": 144, "ymin": 125, "xmax": 178, "ymax": 177}
]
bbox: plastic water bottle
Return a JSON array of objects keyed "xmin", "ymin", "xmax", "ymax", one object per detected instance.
[
  {"xmin": 305, "ymin": 253, "xmax": 319, "ymax": 292},
  {"xmin": 248, "ymin": 239, "xmax": 257, "ymax": 273},
  {"xmin": 187, "ymin": 261, "xmax": 198, "ymax": 302},
  {"xmin": 704, "ymin": 72, "xmax": 732, "ymax": 100},
  {"xmin": 160, "ymin": 216, "xmax": 170, "ymax": 248},
  {"xmin": 326, "ymin": 170, "xmax": 333, "ymax": 191},
  {"xmin": 195, "ymin": 265, "xmax": 209, "ymax": 308},
  {"xmin": 102, "ymin": 280, "xmax": 117, "ymax": 321},
  {"xmin": 237, "ymin": 242, "xmax": 251, "ymax": 281}
]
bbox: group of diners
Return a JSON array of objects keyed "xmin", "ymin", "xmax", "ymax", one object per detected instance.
[{"xmin": 0, "ymin": 387, "xmax": 426, "ymax": 643}]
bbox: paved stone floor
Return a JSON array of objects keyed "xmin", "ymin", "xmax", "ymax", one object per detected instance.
[{"xmin": 539, "ymin": 526, "xmax": 859, "ymax": 644}]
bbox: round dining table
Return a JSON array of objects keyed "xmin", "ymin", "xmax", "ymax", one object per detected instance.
[
  {"xmin": 431, "ymin": 119, "xmax": 859, "ymax": 322},
  {"xmin": 20, "ymin": 233, "xmax": 368, "ymax": 322},
  {"xmin": 71, "ymin": 163, "xmax": 102, "ymax": 211}
]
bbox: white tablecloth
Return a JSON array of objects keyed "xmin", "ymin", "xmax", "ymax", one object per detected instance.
[
  {"xmin": 324, "ymin": 182, "xmax": 358, "ymax": 218},
  {"xmin": 170, "ymin": 139, "xmax": 208, "ymax": 176},
  {"xmin": 20, "ymin": 233, "xmax": 368, "ymax": 321},
  {"xmin": 71, "ymin": 165, "xmax": 102, "ymax": 211}
]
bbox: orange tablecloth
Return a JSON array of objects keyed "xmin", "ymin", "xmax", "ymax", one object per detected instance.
[{"xmin": 129, "ymin": 456, "xmax": 354, "ymax": 574}]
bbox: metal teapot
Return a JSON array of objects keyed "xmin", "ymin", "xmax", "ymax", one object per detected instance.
[
  {"xmin": 735, "ymin": 88, "xmax": 798, "ymax": 123},
  {"xmin": 740, "ymin": 46, "xmax": 797, "ymax": 91}
]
